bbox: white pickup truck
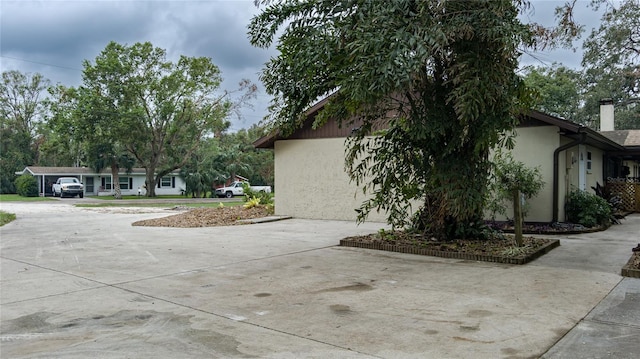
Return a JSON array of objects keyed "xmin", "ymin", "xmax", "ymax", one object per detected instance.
[
  {"xmin": 215, "ymin": 181, "xmax": 271, "ymax": 198},
  {"xmin": 52, "ymin": 177, "xmax": 84, "ymax": 198}
]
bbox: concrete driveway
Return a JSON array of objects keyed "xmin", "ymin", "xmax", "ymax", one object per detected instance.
[{"xmin": 1, "ymin": 202, "xmax": 638, "ymax": 358}]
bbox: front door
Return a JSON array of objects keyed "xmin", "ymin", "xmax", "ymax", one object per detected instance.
[{"xmin": 85, "ymin": 177, "xmax": 94, "ymax": 195}]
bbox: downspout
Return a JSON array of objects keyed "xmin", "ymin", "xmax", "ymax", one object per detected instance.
[{"xmin": 553, "ymin": 131, "xmax": 587, "ymax": 222}]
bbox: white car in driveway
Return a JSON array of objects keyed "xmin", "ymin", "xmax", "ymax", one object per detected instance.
[
  {"xmin": 52, "ymin": 177, "xmax": 84, "ymax": 198},
  {"xmin": 215, "ymin": 181, "xmax": 271, "ymax": 198}
]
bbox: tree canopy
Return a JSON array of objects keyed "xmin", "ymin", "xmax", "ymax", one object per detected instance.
[
  {"xmin": 249, "ymin": 0, "xmax": 580, "ymax": 239},
  {"xmin": 75, "ymin": 41, "xmax": 256, "ymax": 196},
  {"xmin": 0, "ymin": 71, "xmax": 49, "ymax": 193},
  {"xmin": 522, "ymin": 64, "xmax": 582, "ymax": 122},
  {"xmin": 521, "ymin": 1, "xmax": 639, "ymax": 130},
  {"xmin": 581, "ymin": 0, "xmax": 639, "ymax": 129}
]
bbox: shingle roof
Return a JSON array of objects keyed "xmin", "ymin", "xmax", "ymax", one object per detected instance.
[{"xmin": 600, "ymin": 130, "xmax": 640, "ymax": 147}]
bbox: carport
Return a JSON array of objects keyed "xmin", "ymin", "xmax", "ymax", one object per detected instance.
[{"xmin": 14, "ymin": 166, "xmax": 90, "ymax": 197}]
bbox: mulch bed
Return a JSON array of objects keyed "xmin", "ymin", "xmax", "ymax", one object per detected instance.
[
  {"xmin": 340, "ymin": 232, "xmax": 559, "ymax": 265},
  {"xmin": 132, "ymin": 206, "xmax": 270, "ymax": 228},
  {"xmin": 485, "ymin": 221, "xmax": 607, "ymax": 234}
]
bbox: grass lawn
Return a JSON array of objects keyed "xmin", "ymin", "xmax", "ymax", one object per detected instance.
[
  {"xmin": 0, "ymin": 194, "xmax": 53, "ymax": 202},
  {"xmin": 0, "ymin": 210, "xmax": 16, "ymax": 226}
]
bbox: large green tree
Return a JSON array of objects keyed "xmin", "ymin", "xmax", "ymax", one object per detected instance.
[
  {"xmin": 217, "ymin": 125, "xmax": 274, "ymax": 186},
  {"xmin": 0, "ymin": 71, "xmax": 50, "ymax": 193},
  {"xmin": 249, "ymin": 0, "xmax": 574, "ymax": 239},
  {"xmin": 181, "ymin": 124, "xmax": 274, "ymax": 198},
  {"xmin": 44, "ymin": 85, "xmax": 85, "ymax": 167},
  {"xmin": 522, "ymin": 64, "xmax": 583, "ymax": 122},
  {"xmin": 48, "ymin": 83, "xmax": 136, "ymax": 199},
  {"xmin": 80, "ymin": 41, "xmax": 255, "ymax": 196},
  {"xmin": 582, "ymin": 0, "xmax": 639, "ymax": 129}
]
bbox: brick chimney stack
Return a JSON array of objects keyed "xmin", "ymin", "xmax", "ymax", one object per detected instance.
[{"xmin": 599, "ymin": 98, "xmax": 615, "ymax": 131}]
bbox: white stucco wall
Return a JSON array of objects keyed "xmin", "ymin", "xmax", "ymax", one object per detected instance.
[
  {"xmin": 275, "ymin": 127, "xmax": 607, "ymax": 224},
  {"xmin": 274, "ymin": 138, "xmax": 387, "ymax": 222},
  {"xmin": 501, "ymin": 126, "xmax": 560, "ymax": 222}
]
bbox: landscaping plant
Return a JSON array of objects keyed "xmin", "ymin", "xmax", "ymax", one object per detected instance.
[
  {"xmin": 241, "ymin": 182, "xmax": 273, "ymax": 206},
  {"xmin": 591, "ymin": 182, "xmax": 624, "ymax": 223},
  {"xmin": 565, "ymin": 189, "xmax": 612, "ymax": 228},
  {"xmin": 488, "ymin": 152, "xmax": 545, "ymax": 246},
  {"xmin": 14, "ymin": 174, "xmax": 38, "ymax": 197}
]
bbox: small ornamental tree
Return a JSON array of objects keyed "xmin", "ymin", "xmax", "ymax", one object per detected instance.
[
  {"xmin": 15, "ymin": 174, "xmax": 38, "ymax": 197},
  {"xmin": 488, "ymin": 152, "xmax": 545, "ymax": 246}
]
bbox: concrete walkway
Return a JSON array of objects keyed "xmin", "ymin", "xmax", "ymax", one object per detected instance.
[{"xmin": 1, "ymin": 201, "xmax": 638, "ymax": 358}]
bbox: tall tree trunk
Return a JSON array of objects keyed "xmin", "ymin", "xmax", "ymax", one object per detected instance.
[
  {"xmin": 111, "ymin": 161, "xmax": 122, "ymax": 200},
  {"xmin": 513, "ymin": 190, "xmax": 523, "ymax": 247},
  {"xmin": 145, "ymin": 171, "xmax": 156, "ymax": 197}
]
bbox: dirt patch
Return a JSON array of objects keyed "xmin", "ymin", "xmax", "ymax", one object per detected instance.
[{"xmin": 132, "ymin": 206, "xmax": 270, "ymax": 228}]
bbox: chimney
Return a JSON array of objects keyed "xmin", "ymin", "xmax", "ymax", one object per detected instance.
[{"xmin": 599, "ymin": 98, "xmax": 614, "ymax": 131}]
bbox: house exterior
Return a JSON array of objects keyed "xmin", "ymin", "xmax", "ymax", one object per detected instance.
[
  {"xmin": 15, "ymin": 167, "xmax": 185, "ymax": 197},
  {"xmin": 255, "ymin": 99, "xmax": 640, "ymax": 223}
]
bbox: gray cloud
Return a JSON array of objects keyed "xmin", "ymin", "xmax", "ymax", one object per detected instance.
[{"xmin": 0, "ymin": 0, "xmax": 609, "ymax": 130}]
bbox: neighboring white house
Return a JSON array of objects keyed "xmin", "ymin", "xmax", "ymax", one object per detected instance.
[
  {"xmin": 15, "ymin": 167, "xmax": 185, "ymax": 197},
  {"xmin": 255, "ymin": 98, "xmax": 640, "ymax": 223}
]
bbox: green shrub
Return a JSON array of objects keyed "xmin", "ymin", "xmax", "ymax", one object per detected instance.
[
  {"xmin": 14, "ymin": 174, "xmax": 38, "ymax": 197},
  {"xmin": 243, "ymin": 196, "xmax": 261, "ymax": 209},
  {"xmin": 565, "ymin": 189, "xmax": 612, "ymax": 227}
]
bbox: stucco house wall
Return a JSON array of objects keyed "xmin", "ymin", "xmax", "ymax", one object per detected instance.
[
  {"xmin": 274, "ymin": 138, "xmax": 387, "ymax": 222},
  {"xmin": 260, "ymin": 105, "xmax": 632, "ymax": 224},
  {"xmin": 271, "ymin": 129, "xmax": 612, "ymax": 223},
  {"xmin": 500, "ymin": 126, "xmax": 560, "ymax": 222},
  {"xmin": 494, "ymin": 127, "xmax": 606, "ymax": 223}
]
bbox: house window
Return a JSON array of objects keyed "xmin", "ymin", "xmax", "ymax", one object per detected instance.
[
  {"xmin": 119, "ymin": 177, "xmax": 133, "ymax": 190},
  {"xmin": 161, "ymin": 176, "xmax": 172, "ymax": 188},
  {"xmin": 101, "ymin": 177, "xmax": 112, "ymax": 190},
  {"xmin": 586, "ymin": 152, "xmax": 592, "ymax": 173}
]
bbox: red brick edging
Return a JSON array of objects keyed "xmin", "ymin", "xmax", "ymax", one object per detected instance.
[{"xmin": 339, "ymin": 238, "xmax": 560, "ymax": 265}]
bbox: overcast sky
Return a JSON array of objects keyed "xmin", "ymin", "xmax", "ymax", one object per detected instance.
[{"xmin": 0, "ymin": 0, "xmax": 606, "ymax": 131}]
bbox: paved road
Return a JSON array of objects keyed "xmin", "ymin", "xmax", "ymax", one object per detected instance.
[{"xmin": 1, "ymin": 201, "xmax": 638, "ymax": 358}]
